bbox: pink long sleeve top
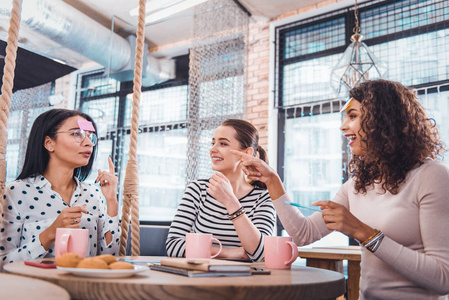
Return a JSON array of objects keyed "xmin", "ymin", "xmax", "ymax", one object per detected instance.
[{"xmin": 273, "ymin": 158, "xmax": 449, "ymax": 299}]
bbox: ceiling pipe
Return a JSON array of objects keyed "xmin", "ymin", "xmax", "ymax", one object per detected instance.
[{"xmin": 0, "ymin": 0, "xmax": 175, "ymax": 84}]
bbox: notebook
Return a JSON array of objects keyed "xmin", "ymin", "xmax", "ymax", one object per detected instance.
[
  {"xmin": 149, "ymin": 264, "xmax": 251, "ymax": 278},
  {"xmin": 160, "ymin": 258, "xmax": 252, "ymax": 272}
]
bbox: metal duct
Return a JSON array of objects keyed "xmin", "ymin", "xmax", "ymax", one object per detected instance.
[{"xmin": 0, "ymin": 0, "xmax": 175, "ymax": 83}]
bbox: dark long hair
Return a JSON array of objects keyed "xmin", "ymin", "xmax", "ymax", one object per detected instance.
[
  {"xmin": 17, "ymin": 109, "xmax": 98, "ymax": 181},
  {"xmin": 348, "ymin": 79, "xmax": 445, "ymax": 194},
  {"xmin": 221, "ymin": 119, "xmax": 268, "ymax": 189}
]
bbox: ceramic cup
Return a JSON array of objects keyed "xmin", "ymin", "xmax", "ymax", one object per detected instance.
[
  {"xmin": 55, "ymin": 228, "xmax": 89, "ymax": 259},
  {"xmin": 264, "ymin": 236, "xmax": 298, "ymax": 269},
  {"xmin": 185, "ymin": 232, "xmax": 223, "ymax": 259}
]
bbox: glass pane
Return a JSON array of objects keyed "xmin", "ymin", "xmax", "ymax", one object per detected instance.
[
  {"xmin": 371, "ymin": 29, "xmax": 449, "ymax": 86},
  {"xmin": 284, "ymin": 112, "xmax": 348, "ymax": 246},
  {"xmin": 418, "ymin": 88, "xmax": 449, "ymax": 166},
  {"xmin": 361, "ymin": 0, "xmax": 449, "ymax": 40},
  {"xmin": 6, "ymin": 110, "xmax": 22, "ymax": 140},
  {"xmin": 120, "ymin": 128, "xmax": 188, "ymax": 221},
  {"xmin": 282, "ymin": 54, "xmax": 340, "ymax": 106},
  {"xmin": 125, "ymin": 85, "xmax": 188, "ymax": 126},
  {"xmin": 81, "ymin": 97, "xmax": 119, "ymax": 136},
  {"xmin": 80, "ymin": 73, "xmax": 119, "ymax": 97},
  {"xmin": 283, "ymin": 17, "xmax": 346, "ymax": 59}
]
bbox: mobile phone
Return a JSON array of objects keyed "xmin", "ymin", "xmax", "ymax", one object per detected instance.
[
  {"xmin": 24, "ymin": 259, "xmax": 56, "ymax": 268},
  {"xmin": 251, "ymin": 267, "xmax": 271, "ymax": 275}
]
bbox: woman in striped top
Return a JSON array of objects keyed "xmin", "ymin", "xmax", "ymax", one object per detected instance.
[{"xmin": 166, "ymin": 119, "xmax": 276, "ymax": 261}]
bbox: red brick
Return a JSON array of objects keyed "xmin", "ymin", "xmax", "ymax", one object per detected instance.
[
  {"xmin": 253, "ymin": 81, "xmax": 268, "ymax": 89},
  {"xmin": 252, "ymin": 93, "xmax": 268, "ymax": 101},
  {"xmin": 252, "ymin": 105, "xmax": 268, "ymax": 113},
  {"xmin": 247, "ymin": 112, "xmax": 259, "ymax": 120}
]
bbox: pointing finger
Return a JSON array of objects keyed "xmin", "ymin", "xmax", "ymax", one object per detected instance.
[
  {"xmin": 230, "ymin": 150, "xmax": 254, "ymax": 161},
  {"xmin": 312, "ymin": 200, "xmax": 338, "ymax": 208},
  {"xmin": 108, "ymin": 156, "xmax": 115, "ymax": 174}
]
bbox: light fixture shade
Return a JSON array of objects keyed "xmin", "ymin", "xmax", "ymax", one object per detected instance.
[{"xmin": 330, "ymin": 34, "xmax": 387, "ymax": 99}]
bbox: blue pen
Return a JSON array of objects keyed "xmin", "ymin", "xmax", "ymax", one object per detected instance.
[
  {"xmin": 284, "ymin": 201, "xmax": 322, "ymax": 212},
  {"xmin": 120, "ymin": 258, "xmax": 161, "ymax": 264}
]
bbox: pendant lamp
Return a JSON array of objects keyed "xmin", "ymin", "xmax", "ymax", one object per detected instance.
[{"xmin": 330, "ymin": 0, "xmax": 387, "ymax": 98}]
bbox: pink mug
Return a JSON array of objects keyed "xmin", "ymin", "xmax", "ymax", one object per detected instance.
[
  {"xmin": 264, "ymin": 236, "xmax": 298, "ymax": 269},
  {"xmin": 55, "ymin": 228, "xmax": 89, "ymax": 259},
  {"xmin": 185, "ymin": 233, "xmax": 223, "ymax": 259}
]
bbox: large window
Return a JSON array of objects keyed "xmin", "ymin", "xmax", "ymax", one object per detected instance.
[
  {"xmin": 75, "ymin": 64, "xmax": 189, "ymax": 223},
  {"xmin": 275, "ymin": 0, "xmax": 449, "ymax": 245}
]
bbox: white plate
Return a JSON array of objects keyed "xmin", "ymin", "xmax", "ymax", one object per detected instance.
[{"xmin": 57, "ymin": 264, "xmax": 149, "ymax": 278}]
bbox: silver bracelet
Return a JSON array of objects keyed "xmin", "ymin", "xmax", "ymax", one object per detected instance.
[{"xmin": 363, "ymin": 231, "xmax": 385, "ymax": 253}]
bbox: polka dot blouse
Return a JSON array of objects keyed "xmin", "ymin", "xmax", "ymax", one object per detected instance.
[{"xmin": 0, "ymin": 175, "xmax": 120, "ymax": 266}]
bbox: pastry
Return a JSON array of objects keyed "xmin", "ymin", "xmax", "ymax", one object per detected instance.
[
  {"xmin": 56, "ymin": 252, "xmax": 83, "ymax": 268},
  {"xmin": 76, "ymin": 257, "xmax": 109, "ymax": 269},
  {"xmin": 109, "ymin": 261, "xmax": 134, "ymax": 270},
  {"xmin": 96, "ymin": 254, "xmax": 117, "ymax": 265}
]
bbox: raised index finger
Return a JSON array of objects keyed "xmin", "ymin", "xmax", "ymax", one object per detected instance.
[
  {"xmin": 108, "ymin": 156, "xmax": 115, "ymax": 174},
  {"xmin": 312, "ymin": 200, "xmax": 338, "ymax": 208}
]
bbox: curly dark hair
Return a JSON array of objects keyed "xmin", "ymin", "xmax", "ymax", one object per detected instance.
[{"xmin": 348, "ymin": 79, "xmax": 445, "ymax": 194}]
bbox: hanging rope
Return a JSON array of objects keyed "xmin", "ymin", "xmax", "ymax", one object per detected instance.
[
  {"xmin": 119, "ymin": 0, "xmax": 146, "ymax": 256},
  {"xmin": 0, "ymin": 0, "xmax": 23, "ymax": 226}
]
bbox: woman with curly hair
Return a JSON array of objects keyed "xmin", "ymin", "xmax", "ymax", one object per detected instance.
[{"xmin": 232, "ymin": 79, "xmax": 449, "ymax": 299}]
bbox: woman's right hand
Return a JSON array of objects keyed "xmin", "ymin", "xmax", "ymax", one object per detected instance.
[
  {"xmin": 39, "ymin": 206, "xmax": 87, "ymax": 250},
  {"xmin": 51, "ymin": 206, "xmax": 87, "ymax": 229},
  {"xmin": 230, "ymin": 150, "xmax": 286, "ymax": 200},
  {"xmin": 230, "ymin": 150, "xmax": 276, "ymax": 183}
]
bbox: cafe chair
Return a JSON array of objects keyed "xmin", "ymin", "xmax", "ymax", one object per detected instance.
[{"xmin": 125, "ymin": 225, "xmax": 170, "ymax": 256}]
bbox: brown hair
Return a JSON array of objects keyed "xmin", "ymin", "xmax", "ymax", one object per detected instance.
[
  {"xmin": 221, "ymin": 119, "xmax": 268, "ymax": 189},
  {"xmin": 348, "ymin": 79, "xmax": 445, "ymax": 194}
]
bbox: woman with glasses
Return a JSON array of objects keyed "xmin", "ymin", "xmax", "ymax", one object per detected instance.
[{"xmin": 0, "ymin": 109, "xmax": 120, "ymax": 265}]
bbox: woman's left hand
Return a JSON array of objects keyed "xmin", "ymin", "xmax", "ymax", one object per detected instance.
[
  {"xmin": 207, "ymin": 172, "xmax": 240, "ymax": 212},
  {"xmin": 313, "ymin": 200, "xmax": 376, "ymax": 241},
  {"xmin": 96, "ymin": 156, "xmax": 118, "ymax": 203}
]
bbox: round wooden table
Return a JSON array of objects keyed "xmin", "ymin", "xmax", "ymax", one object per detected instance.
[
  {"xmin": 0, "ymin": 273, "xmax": 70, "ymax": 300},
  {"xmin": 4, "ymin": 258, "xmax": 345, "ymax": 300}
]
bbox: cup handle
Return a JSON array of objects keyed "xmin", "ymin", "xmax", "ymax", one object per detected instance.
[
  {"xmin": 285, "ymin": 241, "xmax": 299, "ymax": 265},
  {"xmin": 210, "ymin": 238, "xmax": 222, "ymax": 259},
  {"xmin": 59, "ymin": 233, "xmax": 71, "ymax": 255}
]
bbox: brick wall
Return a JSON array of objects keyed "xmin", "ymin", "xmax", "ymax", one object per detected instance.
[{"xmin": 247, "ymin": 21, "xmax": 270, "ymax": 149}]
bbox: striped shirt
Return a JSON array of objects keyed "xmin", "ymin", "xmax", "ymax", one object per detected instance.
[{"xmin": 166, "ymin": 179, "xmax": 276, "ymax": 261}]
